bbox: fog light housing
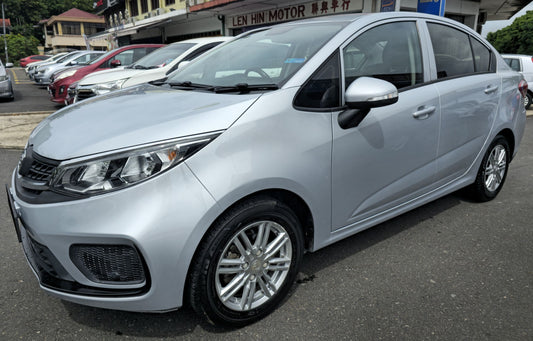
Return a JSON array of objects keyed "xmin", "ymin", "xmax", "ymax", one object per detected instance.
[{"xmin": 70, "ymin": 244, "xmax": 146, "ymax": 284}]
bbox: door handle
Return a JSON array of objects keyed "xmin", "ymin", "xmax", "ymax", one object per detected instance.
[
  {"xmin": 484, "ymin": 85, "xmax": 499, "ymax": 94},
  {"xmin": 412, "ymin": 106, "xmax": 436, "ymax": 120}
]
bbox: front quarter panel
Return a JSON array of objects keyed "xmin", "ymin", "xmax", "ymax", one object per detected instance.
[{"xmin": 186, "ymin": 88, "xmax": 333, "ymax": 251}]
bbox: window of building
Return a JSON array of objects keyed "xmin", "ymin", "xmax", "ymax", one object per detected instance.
[
  {"xmin": 84, "ymin": 23, "xmax": 106, "ymax": 35},
  {"xmin": 62, "ymin": 22, "xmax": 81, "ymax": 35},
  {"xmin": 165, "ymin": 0, "xmax": 175, "ymax": 5},
  {"xmin": 129, "ymin": 0, "xmax": 139, "ymax": 17},
  {"xmin": 151, "ymin": 0, "xmax": 159, "ymax": 10},
  {"xmin": 141, "ymin": 0, "xmax": 149, "ymax": 13}
]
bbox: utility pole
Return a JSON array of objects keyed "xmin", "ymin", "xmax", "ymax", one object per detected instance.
[{"xmin": 1, "ymin": 2, "xmax": 8, "ymax": 63}]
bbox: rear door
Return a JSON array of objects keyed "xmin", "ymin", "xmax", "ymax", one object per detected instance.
[{"xmin": 425, "ymin": 22, "xmax": 501, "ymax": 187}]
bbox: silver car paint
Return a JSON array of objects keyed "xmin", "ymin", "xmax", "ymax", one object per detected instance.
[
  {"xmin": 9, "ymin": 12, "xmax": 526, "ymax": 312},
  {"xmin": 30, "ymin": 85, "xmax": 261, "ymax": 160}
]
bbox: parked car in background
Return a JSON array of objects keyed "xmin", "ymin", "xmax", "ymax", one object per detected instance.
[
  {"xmin": 502, "ymin": 54, "xmax": 533, "ymax": 109},
  {"xmin": 0, "ymin": 58, "xmax": 14, "ymax": 100},
  {"xmin": 28, "ymin": 51, "xmax": 82, "ymax": 80},
  {"xmin": 26, "ymin": 52, "xmax": 70, "ymax": 77},
  {"xmin": 20, "ymin": 55, "xmax": 51, "ymax": 67},
  {"xmin": 7, "ymin": 13, "xmax": 527, "ymax": 327},
  {"xmin": 34, "ymin": 51, "xmax": 105, "ymax": 85},
  {"xmin": 74, "ymin": 37, "xmax": 231, "ymax": 102},
  {"xmin": 48, "ymin": 44, "xmax": 165, "ymax": 105}
]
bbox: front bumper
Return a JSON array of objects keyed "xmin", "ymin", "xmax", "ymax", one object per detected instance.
[{"xmin": 8, "ymin": 162, "xmax": 220, "ymax": 312}]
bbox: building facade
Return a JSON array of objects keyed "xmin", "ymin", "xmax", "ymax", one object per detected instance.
[
  {"xmin": 89, "ymin": 0, "xmax": 530, "ymax": 47},
  {"xmin": 42, "ymin": 8, "xmax": 107, "ymax": 52}
]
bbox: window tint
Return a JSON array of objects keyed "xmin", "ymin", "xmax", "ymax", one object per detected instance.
[
  {"xmin": 342, "ymin": 22, "xmax": 423, "ymax": 90},
  {"xmin": 427, "ymin": 23, "xmax": 474, "ymax": 78},
  {"xmin": 504, "ymin": 58, "xmax": 521, "ymax": 72},
  {"xmin": 470, "ymin": 37, "xmax": 492, "ymax": 72},
  {"xmin": 294, "ymin": 51, "xmax": 340, "ymax": 109}
]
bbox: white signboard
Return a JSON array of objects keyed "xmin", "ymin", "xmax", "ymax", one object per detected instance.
[{"xmin": 228, "ymin": 0, "xmax": 363, "ymax": 28}]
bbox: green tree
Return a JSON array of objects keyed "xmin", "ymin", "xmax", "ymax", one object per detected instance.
[
  {"xmin": 487, "ymin": 10, "xmax": 533, "ymax": 55},
  {"xmin": 0, "ymin": 34, "xmax": 40, "ymax": 64}
]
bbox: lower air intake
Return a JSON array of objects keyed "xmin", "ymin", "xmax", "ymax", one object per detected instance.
[{"xmin": 70, "ymin": 244, "xmax": 146, "ymax": 284}]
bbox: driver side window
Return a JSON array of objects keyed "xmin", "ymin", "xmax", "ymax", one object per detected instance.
[{"xmin": 343, "ymin": 21, "xmax": 423, "ymax": 90}]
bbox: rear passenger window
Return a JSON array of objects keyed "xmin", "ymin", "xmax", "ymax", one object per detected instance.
[
  {"xmin": 427, "ymin": 23, "xmax": 474, "ymax": 78},
  {"xmin": 470, "ymin": 37, "xmax": 492, "ymax": 72}
]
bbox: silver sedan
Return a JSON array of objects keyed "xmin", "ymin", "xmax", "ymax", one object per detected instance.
[{"xmin": 7, "ymin": 12, "xmax": 527, "ymax": 327}]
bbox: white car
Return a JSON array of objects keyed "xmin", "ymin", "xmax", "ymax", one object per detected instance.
[
  {"xmin": 75, "ymin": 37, "xmax": 232, "ymax": 102},
  {"xmin": 502, "ymin": 54, "xmax": 533, "ymax": 109}
]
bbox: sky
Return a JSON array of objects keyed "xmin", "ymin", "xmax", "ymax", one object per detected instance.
[{"xmin": 481, "ymin": 1, "xmax": 533, "ymax": 37}]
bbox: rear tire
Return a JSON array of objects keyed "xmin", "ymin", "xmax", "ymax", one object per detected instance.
[
  {"xmin": 188, "ymin": 196, "xmax": 304, "ymax": 326},
  {"xmin": 467, "ymin": 136, "xmax": 510, "ymax": 202},
  {"xmin": 525, "ymin": 92, "xmax": 531, "ymax": 110}
]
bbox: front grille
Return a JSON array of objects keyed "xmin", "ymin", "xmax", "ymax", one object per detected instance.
[
  {"xmin": 76, "ymin": 89, "xmax": 96, "ymax": 101},
  {"xmin": 70, "ymin": 245, "xmax": 146, "ymax": 284},
  {"xmin": 25, "ymin": 159, "xmax": 55, "ymax": 182}
]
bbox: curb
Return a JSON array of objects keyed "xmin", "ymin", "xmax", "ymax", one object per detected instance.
[{"xmin": 0, "ymin": 111, "xmax": 55, "ymax": 117}]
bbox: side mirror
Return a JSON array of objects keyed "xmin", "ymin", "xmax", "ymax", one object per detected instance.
[
  {"xmin": 345, "ymin": 77, "xmax": 398, "ymax": 109},
  {"xmin": 68, "ymin": 61, "xmax": 78, "ymax": 66},
  {"xmin": 110, "ymin": 59, "xmax": 122, "ymax": 68},
  {"xmin": 338, "ymin": 77, "xmax": 398, "ymax": 130},
  {"xmin": 5, "ymin": 62, "xmax": 13, "ymax": 68},
  {"xmin": 177, "ymin": 60, "xmax": 190, "ymax": 70}
]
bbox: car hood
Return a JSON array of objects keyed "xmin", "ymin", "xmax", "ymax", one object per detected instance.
[
  {"xmin": 29, "ymin": 84, "xmax": 261, "ymax": 160},
  {"xmin": 79, "ymin": 68, "xmax": 150, "ymax": 85}
]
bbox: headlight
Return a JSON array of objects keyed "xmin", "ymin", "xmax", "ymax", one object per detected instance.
[
  {"xmin": 55, "ymin": 69, "xmax": 77, "ymax": 81},
  {"xmin": 50, "ymin": 132, "xmax": 221, "ymax": 196},
  {"xmin": 93, "ymin": 78, "xmax": 128, "ymax": 95},
  {"xmin": 0, "ymin": 75, "xmax": 6, "ymax": 81}
]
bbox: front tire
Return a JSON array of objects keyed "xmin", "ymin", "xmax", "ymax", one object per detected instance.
[
  {"xmin": 525, "ymin": 92, "xmax": 531, "ymax": 110},
  {"xmin": 468, "ymin": 136, "xmax": 510, "ymax": 202},
  {"xmin": 188, "ymin": 196, "xmax": 304, "ymax": 326}
]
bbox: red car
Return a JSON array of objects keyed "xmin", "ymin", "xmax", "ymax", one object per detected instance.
[
  {"xmin": 20, "ymin": 55, "xmax": 51, "ymax": 67},
  {"xmin": 49, "ymin": 44, "xmax": 164, "ymax": 105}
]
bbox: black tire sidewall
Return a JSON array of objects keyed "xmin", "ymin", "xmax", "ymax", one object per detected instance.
[{"xmin": 198, "ymin": 199, "xmax": 304, "ymax": 326}]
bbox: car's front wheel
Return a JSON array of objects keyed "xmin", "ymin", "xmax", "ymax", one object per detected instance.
[
  {"xmin": 468, "ymin": 135, "xmax": 510, "ymax": 202},
  {"xmin": 188, "ymin": 196, "xmax": 304, "ymax": 326},
  {"xmin": 525, "ymin": 92, "xmax": 531, "ymax": 110}
]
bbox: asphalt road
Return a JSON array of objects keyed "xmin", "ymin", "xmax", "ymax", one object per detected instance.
[
  {"xmin": 0, "ymin": 67, "xmax": 62, "ymax": 114},
  {"xmin": 1, "ymin": 118, "xmax": 532, "ymax": 340}
]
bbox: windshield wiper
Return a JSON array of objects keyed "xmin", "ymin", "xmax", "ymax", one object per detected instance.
[
  {"xmin": 211, "ymin": 83, "xmax": 279, "ymax": 93},
  {"xmin": 167, "ymin": 81, "xmax": 214, "ymax": 90}
]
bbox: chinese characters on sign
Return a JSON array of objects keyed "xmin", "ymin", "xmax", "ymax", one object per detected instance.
[{"xmin": 228, "ymin": 0, "xmax": 363, "ymax": 28}]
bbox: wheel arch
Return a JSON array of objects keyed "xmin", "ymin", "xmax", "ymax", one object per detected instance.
[
  {"xmin": 183, "ymin": 188, "xmax": 315, "ymax": 303},
  {"xmin": 497, "ymin": 128, "xmax": 515, "ymax": 159}
]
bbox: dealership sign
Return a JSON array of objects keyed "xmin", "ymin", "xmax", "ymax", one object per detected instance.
[
  {"xmin": 417, "ymin": 0, "xmax": 446, "ymax": 16},
  {"xmin": 228, "ymin": 0, "xmax": 363, "ymax": 28}
]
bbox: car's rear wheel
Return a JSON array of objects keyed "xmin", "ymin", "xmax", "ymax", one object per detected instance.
[
  {"xmin": 525, "ymin": 92, "xmax": 531, "ymax": 110},
  {"xmin": 188, "ymin": 196, "xmax": 304, "ymax": 326},
  {"xmin": 468, "ymin": 135, "xmax": 510, "ymax": 202}
]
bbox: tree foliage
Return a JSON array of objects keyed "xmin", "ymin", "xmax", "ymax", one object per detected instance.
[
  {"xmin": 4, "ymin": 0, "xmax": 95, "ymax": 26},
  {"xmin": 0, "ymin": 34, "xmax": 40, "ymax": 63},
  {"xmin": 487, "ymin": 10, "xmax": 533, "ymax": 55}
]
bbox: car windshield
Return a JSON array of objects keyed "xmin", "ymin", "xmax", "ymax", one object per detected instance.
[
  {"xmin": 166, "ymin": 22, "xmax": 346, "ymax": 89},
  {"xmin": 128, "ymin": 43, "xmax": 196, "ymax": 69},
  {"xmin": 55, "ymin": 52, "xmax": 79, "ymax": 63},
  {"xmin": 89, "ymin": 49, "xmax": 120, "ymax": 65}
]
